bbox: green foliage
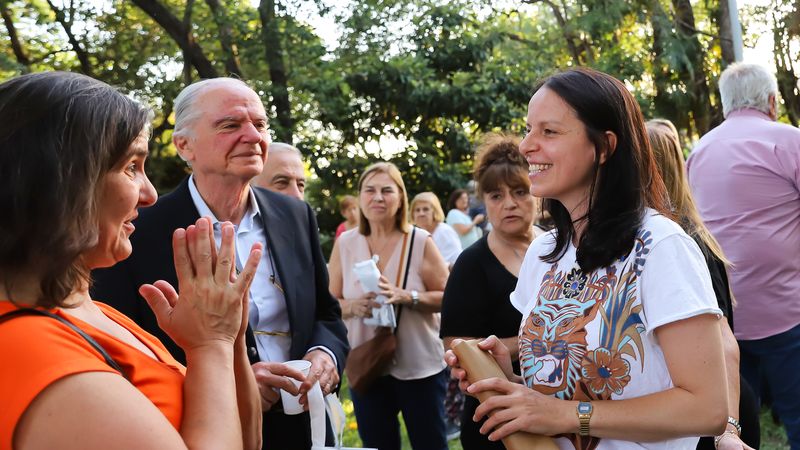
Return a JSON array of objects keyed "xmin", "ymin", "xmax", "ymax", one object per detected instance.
[{"xmin": 1, "ymin": 0, "xmax": 788, "ymax": 229}]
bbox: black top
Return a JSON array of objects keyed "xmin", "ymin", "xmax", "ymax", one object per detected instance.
[
  {"xmin": 693, "ymin": 236, "xmax": 734, "ymax": 330},
  {"xmin": 441, "ymin": 235, "xmax": 523, "ymax": 450},
  {"xmin": 440, "ymin": 235, "xmax": 522, "ymax": 352}
]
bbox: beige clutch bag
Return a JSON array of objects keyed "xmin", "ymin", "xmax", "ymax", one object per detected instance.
[{"xmin": 451, "ymin": 339, "xmax": 559, "ymax": 450}]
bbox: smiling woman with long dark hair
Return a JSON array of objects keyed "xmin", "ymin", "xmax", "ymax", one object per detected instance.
[{"xmin": 446, "ymin": 68, "xmax": 728, "ymax": 449}]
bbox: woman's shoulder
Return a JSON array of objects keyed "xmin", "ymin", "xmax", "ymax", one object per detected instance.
[
  {"xmin": 338, "ymin": 227, "xmax": 363, "ymax": 245},
  {"xmin": 639, "ymin": 209, "xmax": 691, "ymax": 246},
  {"xmin": 446, "ymin": 209, "xmax": 467, "ymax": 221}
]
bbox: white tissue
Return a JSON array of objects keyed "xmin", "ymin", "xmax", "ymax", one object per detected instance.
[{"xmin": 352, "ymin": 259, "xmax": 396, "ymax": 328}]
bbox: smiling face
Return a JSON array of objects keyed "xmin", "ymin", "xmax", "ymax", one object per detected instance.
[
  {"xmin": 83, "ymin": 131, "xmax": 157, "ymax": 269},
  {"xmin": 484, "ymin": 183, "xmax": 535, "ymax": 238},
  {"xmin": 176, "ymin": 84, "xmax": 269, "ymax": 184},
  {"xmin": 359, "ymin": 171, "xmax": 401, "ymax": 227},
  {"xmin": 519, "ymin": 87, "xmax": 599, "ymax": 215}
]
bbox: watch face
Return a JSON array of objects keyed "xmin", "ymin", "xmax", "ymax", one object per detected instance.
[{"xmin": 578, "ymin": 402, "xmax": 593, "ymax": 414}]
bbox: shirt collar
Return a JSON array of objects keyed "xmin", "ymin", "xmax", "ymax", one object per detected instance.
[
  {"xmin": 187, "ymin": 174, "xmax": 261, "ymax": 231},
  {"xmin": 727, "ymin": 108, "xmax": 772, "ymax": 121}
]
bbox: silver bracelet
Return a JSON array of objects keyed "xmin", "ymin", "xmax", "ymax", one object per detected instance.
[{"xmin": 726, "ymin": 416, "xmax": 742, "ymax": 436}]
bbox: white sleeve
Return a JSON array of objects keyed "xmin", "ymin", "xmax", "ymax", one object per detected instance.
[
  {"xmin": 639, "ymin": 233, "xmax": 722, "ymax": 334},
  {"xmin": 510, "ymin": 239, "xmax": 542, "ymax": 313}
]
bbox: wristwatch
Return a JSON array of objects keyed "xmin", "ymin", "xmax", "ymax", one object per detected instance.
[
  {"xmin": 576, "ymin": 401, "xmax": 593, "ymax": 436},
  {"xmin": 410, "ymin": 290, "xmax": 420, "ymax": 307}
]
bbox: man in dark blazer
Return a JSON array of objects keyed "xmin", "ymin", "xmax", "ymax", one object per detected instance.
[{"xmin": 91, "ymin": 78, "xmax": 348, "ymax": 450}]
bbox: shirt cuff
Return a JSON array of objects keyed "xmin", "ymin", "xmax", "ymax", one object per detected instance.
[{"xmin": 306, "ymin": 345, "xmax": 338, "ymax": 371}]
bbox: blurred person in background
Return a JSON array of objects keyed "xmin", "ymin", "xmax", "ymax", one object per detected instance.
[
  {"xmin": 335, "ymin": 195, "xmax": 359, "ymax": 240},
  {"xmin": 411, "ymin": 192, "xmax": 462, "ymax": 269},
  {"xmin": 329, "ymin": 162, "xmax": 450, "ymax": 450},
  {"xmin": 446, "ymin": 189, "xmax": 485, "ymax": 249},
  {"xmin": 648, "ymin": 119, "xmax": 758, "ymax": 450},
  {"xmin": 440, "ymin": 133, "xmax": 545, "ymax": 449},
  {"xmin": 251, "ymin": 142, "xmax": 306, "ymax": 200},
  {"xmin": 687, "ymin": 63, "xmax": 800, "ymax": 447}
]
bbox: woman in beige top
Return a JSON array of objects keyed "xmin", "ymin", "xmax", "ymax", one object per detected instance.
[{"xmin": 328, "ymin": 162, "xmax": 450, "ymax": 450}]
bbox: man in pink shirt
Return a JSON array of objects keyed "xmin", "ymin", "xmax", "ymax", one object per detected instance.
[{"xmin": 687, "ymin": 62, "xmax": 800, "ymax": 447}]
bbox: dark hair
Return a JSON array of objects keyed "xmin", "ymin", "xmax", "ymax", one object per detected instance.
[
  {"xmin": 536, "ymin": 68, "xmax": 671, "ymax": 271},
  {"xmin": 447, "ymin": 189, "xmax": 468, "ymax": 212},
  {"xmin": 0, "ymin": 72, "xmax": 151, "ymax": 308},
  {"xmin": 473, "ymin": 133, "xmax": 529, "ymax": 197}
]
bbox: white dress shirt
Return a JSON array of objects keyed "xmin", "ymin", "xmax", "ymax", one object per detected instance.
[
  {"xmin": 188, "ymin": 176, "xmax": 291, "ymax": 362},
  {"xmin": 188, "ymin": 176, "xmax": 337, "ymax": 368}
]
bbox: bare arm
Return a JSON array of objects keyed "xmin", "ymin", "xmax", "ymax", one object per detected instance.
[
  {"xmin": 383, "ymin": 237, "xmax": 449, "ymax": 313},
  {"xmin": 469, "ymin": 314, "xmax": 728, "ymax": 441},
  {"xmin": 234, "ymin": 338, "xmax": 262, "ymax": 450}
]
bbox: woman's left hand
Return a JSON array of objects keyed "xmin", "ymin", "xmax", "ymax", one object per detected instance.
[
  {"xmin": 378, "ymin": 275, "xmax": 411, "ymax": 305},
  {"xmin": 469, "ymin": 377, "xmax": 568, "ymax": 441}
]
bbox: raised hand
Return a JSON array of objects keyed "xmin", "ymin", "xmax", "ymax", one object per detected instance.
[{"xmin": 139, "ymin": 217, "xmax": 262, "ymax": 352}]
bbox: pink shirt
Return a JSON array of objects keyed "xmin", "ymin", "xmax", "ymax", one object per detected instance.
[{"xmin": 687, "ymin": 109, "xmax": 800, "ymax": 340}]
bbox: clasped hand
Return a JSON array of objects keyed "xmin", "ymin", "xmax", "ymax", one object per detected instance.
[
  {"xmin": 378, "ymin": 275, "xmax": 411, "ymax": 306},
  {"xmin": 139, "ymin": 217, "xmax": 262, "ymax": 352}
]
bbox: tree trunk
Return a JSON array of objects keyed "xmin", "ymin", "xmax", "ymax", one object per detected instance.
[
  {"xmin": 672, "ymin": 0, "xmax": 715, "ymax": 134},
  {"xmin": 182, "ymin": 0, "xmax": 195, "ymax": 85},
  {"xmin": 1, "ymin": 2, "xmax": 31, "ymax": 71},
  {"xmin": 131, "ymin": 0, "xmax": 218, "ymax": 78},
  {"xmin": 717, "ymin": 0, "xmax": 736, "ymax": 66},
  {"xmin": 774, "ymin": 15, "xmax": 800, "ymax": 125},
  {"xmin": 45, "ymin": 0, "xmax": 93, "ymax": 76},
  {"xmin": 204, "ymin": 0, "xmax": 243, "ymax": 77},
  {"xmin": 258, "ymin": 0, "xmax": 294, "ymax": 144}
]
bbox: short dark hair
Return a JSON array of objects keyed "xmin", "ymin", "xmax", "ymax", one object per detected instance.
[
  {"xmin": 535, "ymin": 68, "xmax": 670, "ymax": 271},
  {"xmin": 473, "ymin": 133, "xmax": 529, "ymax": 197},
  {"xmin": 0, "ymin": 72, "xmax": 151, "ymax": 308},
  {"xmin": 447, "ymin": 189, "xmax": 467, "ymax": 212}
]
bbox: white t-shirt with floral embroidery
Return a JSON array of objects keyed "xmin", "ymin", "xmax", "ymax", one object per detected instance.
[{"xmin": 510, "ymin": 209, "xmax": 721, "ymax": 450}]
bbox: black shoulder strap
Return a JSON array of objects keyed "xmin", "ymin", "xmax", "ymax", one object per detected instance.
[
  {"xmin": 0, "ymin": 308, "xmax": 127, "ymax": 379},
  {"xmin": 393, "ymin": 226, "xmax": 417, "ymax": 332}
]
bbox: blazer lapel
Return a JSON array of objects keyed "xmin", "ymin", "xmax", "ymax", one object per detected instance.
[{"xmin": 253, "ymin": 189, "xmax": 298, "ymax": 332}]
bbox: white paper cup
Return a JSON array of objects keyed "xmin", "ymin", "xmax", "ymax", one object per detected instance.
[{"xmin": 280, "ymin": 359, "xmax": 312, "ymax": 415}]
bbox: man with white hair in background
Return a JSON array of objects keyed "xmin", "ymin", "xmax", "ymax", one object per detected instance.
[
  {"xmin": 251, "ymin": 142, "xmax": 307, "ymax": 200},
  {"xmin": 687, "ymin": 62, "xmax": 800, "ymax": 447},
  {"xmin": 92, "ymin": 77, "xmax": 349, "ymax": 450}
]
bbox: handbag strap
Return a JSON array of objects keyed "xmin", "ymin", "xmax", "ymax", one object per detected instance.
[
  {"xmin": 392, "ymin": 226, "xmax": 417, "ymax": 332},
  {"xmin": 0, "ymin": 308, "xmax": 127, "ymax": 379}
]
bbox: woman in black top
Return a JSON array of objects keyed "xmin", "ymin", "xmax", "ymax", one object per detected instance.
[
  {"xmin": 647, "ymin": 119, "xmax": 758, "ymax": 450},
  {"xmin": 440, "ymin": 133, "xmax": 546, "ymax": 449}
]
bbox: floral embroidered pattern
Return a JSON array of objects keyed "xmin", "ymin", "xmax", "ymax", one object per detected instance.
[
  {"xmin": 581, "ymin": 347, "xmax": 631, "ymax": 396},
  {"xmin": 561, "ymin": 267, "xmax": 587, "ymax": 298}
]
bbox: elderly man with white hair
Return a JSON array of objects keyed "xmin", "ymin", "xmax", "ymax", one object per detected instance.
[
  {"xmin": 687, "ymin": 63, "xmax": 800, "ymax": 447},
  {"xmin": 92, "ymin": 77, "xmax": 349, "ymax": 450},
  {"xmin": 251, "ymin": 142, "xmax": 307, "ymax": 200}
]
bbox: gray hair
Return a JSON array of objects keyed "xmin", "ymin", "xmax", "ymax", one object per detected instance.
[
  {"xmin": 172, "ymin": 78, "xmax": 254, "ymax": 141},
  {"xmin": 719, "ymin": 63, "xmax": 778, "ymax": 118},
  {"xmin": 268, "ymin": 142, "xmax": 303, "ymax": 158}
]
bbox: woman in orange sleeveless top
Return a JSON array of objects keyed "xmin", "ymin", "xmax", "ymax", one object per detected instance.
[{"xmin": 0, "ymin": 72, "xmax": 262, "ymax": 450}]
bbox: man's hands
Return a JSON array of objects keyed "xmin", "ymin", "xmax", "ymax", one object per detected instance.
[
  {"xmin": 301, "ymin": 350, "xmax": 339, "ymax": 397},
  {"xmin": 251, "ymin": 362, "xmax": 306, "ymax": 412},
  {"xmin": 250, "ymin": 350, "xmax": 338, "ymax": 412}
]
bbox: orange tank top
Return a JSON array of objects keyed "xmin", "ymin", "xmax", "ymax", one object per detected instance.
[{"xmin": 0, "ymin": 301, "xmax": 186, "ymax": 448}]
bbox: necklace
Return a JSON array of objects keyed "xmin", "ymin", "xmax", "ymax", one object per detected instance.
[{"xmin": 367, "ymin": 232, "xmax": 399, "ymax": 264}]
